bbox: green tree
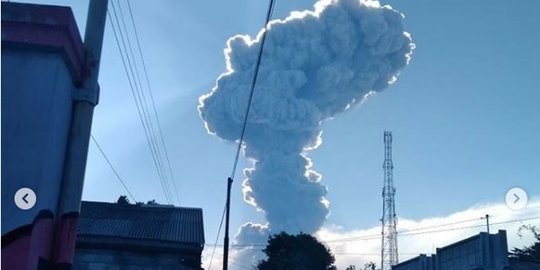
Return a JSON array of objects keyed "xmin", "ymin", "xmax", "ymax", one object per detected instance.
[
  {"xmin": 257, "ymin": 232, "xmax": 337, "ymax": 270},
  {"xmin": 146, "ymin": 199, "xmax": 158, "ymax": 205},
  {"xmin": 363, "ymin": 262, "xmax": 376, "ymax": 270},
  {"xmin": 117, "ymin": 196, "xmax": 159, "ymax": 206},
  {"xmin": 116, "ymin": 195, "xmax": 130, "ymax": 205},
  {"xmin": 510, "ymin": 225, "xmax": 540, "ymax": 261},
  {"xmin": 136, "ymin": 199, "xmax": 159, "ymax": 205}
]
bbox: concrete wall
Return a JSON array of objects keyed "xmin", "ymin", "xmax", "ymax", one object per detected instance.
[
  {"xmin": 1, "ymin": 48, "xmax": 74, "ymax": 234},
  {"xmin": 436, "ymin": 230, "xmax": 509, "ymax": 270},
  {"xmin": 74, "ymin": 248, "xmax": 199, "ymax": 270},
  {"xmin": 391, "ymin": 255, "xmax": 435, "ymax": 270},
  {"xmin": 509, "ymin": 258, "xmax": 540, "ymax": 270},
  {"xmin": 392, "ymin": 231, "xmax": 512, "ymax": 270},
  {"xmin": 1, "ymin": 2, "xmax": 89, "ymax": 269}
]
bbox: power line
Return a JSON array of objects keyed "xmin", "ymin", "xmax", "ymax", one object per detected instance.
[
  {"xmin": 202, "ymin": 249, "xmax": 257, "ymax": 270},
  {"xmin": 207, "ymin": 205, "xmax": 227, "ymax": 270},
  {"xmin": 204, "ymin": 215, "xmax": 540, "ymax": 247},
  {"xmin": 107, "ymin": 1, "xmax": 175, "ymax": 204},
  {"xmin": 221, "ymin": 1, "xmax": 276, "ymax": 269},
  {"xmin": 107, "ymin": 4, "xmax": 171, "ymax": 204},
  {"xmin": 125, "ymin": 0, "xmax": 181, "ymax": 204},
  {"xmin": 327, "ymin": 216, "xmax": 540, "ymax": 243},
  {"xmin": 229, "ymin": 0, "xmax": 276, "ymax": 180},
  {"xmin": 401, "ymin": 216, "xmax": 484, "ymax": 233},
  {"xmin": 115, "ymin": 0, "xmax": 176, "ymax": 204},
  {"xmin": 201, "ymin": 215, "xmax": 540, "ymax": 268},
  {"xmin": 399, "ymin": 216, "xmax": 540, "ymax": 238},
  {"xmin": 325, "ymin": 216, "xmax": 485, "ymax": 244},
  {"xmin": 333, "ymin": 252, "xmax": 427, "ymax": 256},
  {"xmin": 114, "ymin": 0, "xmax": 175, "ymax": 204},
  {"xmin": 90, "ymin": 134, "xmax": 137, "ymax": 202},
  {"xmin": 328, "ymin": 216, "xmax": 540, "ymax": 243}
]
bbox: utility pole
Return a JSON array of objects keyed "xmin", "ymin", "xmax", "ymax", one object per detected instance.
[
  {"xmin": 485, "ymin": 214, "xmax": 490, "ymax": 233},
  {"xmin": 223, "ymin": 177, "xmax": 233, "ymax": 270},
  {"xmin": 56, "ymin": 0, "xmax": 108, "ymax": 265},
  {"xmin": 381, "ymin": 131, "xmax": 398, "ymax": 270}
]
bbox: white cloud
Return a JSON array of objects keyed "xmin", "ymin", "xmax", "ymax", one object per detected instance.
[
  {"xmin": 317, "ymin": 198, "xmax": 540, "ymax": 269},
  {"xmin": 202, "ymin": 199, "xmax": 539, "ymax": 270}
]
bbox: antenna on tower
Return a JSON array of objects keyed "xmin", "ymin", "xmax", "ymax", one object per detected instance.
[{"xmin": 381, "ymin": 131, "xmax": 398, "ymax": 270}]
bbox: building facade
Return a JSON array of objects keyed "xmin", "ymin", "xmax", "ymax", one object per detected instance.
[
  {"xmin": 74, "ymin": 201, "xmax": 205, "ymax": 270},
  {"xmin": 2, "ymin": 2, "xmax": 98, "ymax": 269},
  {"xmin": 392, "ymin": 230, "xmax": 539, "ymax": 270}
]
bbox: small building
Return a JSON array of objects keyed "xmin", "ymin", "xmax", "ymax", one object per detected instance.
[
  {"xmin": 2, "ymin": 2, "xmax": 97, "ymax": 269},
  {"xmin": 74, "ymin": 201, "xmax": 205, "ymax": 270},
  {"xmin": 392, "ymin": 230, "xmax": 540, "ymax": 270}
]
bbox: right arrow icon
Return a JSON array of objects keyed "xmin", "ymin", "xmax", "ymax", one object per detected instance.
[
  {"xmin": 506, "ymin": 187, "xmax": 528, "ymax": 210},
  {"xmin": 513, "ymin": 193, "xmax": 520, "ymax": 204}
]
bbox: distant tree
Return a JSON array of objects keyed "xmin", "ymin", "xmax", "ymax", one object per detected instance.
[
  {"xmin": 116, "ymin": 195, "xmax": 130, "ymax": 205},
  {"xmin": 363, "ymin": 262, "xmax": 376, "ymax": 270},
  {"xmin": 136, "ymin": 199, "xmax": 159, "ymax": 205},
  {"xmin": 257, "ymin": 232, "xmax": 337, "ymax": 270},
  {"xmin": 345, "ymin": 265, "xmax": 356, "ymax": 270},
  {"xmin": 510, "ymin": 225, "xmax": 540, "ymax": 261}
]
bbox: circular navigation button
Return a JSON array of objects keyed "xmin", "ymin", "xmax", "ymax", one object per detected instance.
[
  {"xmin": 14, "ymin": 188, "xmax": 36, "ymax": 210},
  {"xmin": 505, "ymin": 187, "xmax": 528, "ymax": 210}
]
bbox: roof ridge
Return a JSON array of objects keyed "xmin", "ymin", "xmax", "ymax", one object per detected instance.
[
  {"xmin": 81, "ymin": 200, "xmax": 203, "ymax": 211},
  {"xmin": 77, "ymin": 201, "xmax": 205, "ymax": 245}
]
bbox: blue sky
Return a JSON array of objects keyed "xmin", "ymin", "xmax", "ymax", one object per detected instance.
[{"xmin": 16, "ymin": 0, "xmax": 540, "ymax": 265}]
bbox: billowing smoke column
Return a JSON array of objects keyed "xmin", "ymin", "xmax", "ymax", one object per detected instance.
[{"xmin": 199, "ymin": 0, "xmax": 414, "ymax": 247}]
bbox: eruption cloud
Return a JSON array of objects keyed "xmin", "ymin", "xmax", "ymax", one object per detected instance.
[{"xmin": 199, "ymin": 0, "xmax": 414, "ymax": 249}]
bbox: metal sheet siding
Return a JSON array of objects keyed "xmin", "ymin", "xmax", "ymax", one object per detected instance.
[{"xmin": 77, "ymin": 201, "xmax": 204, "ymax": 245}]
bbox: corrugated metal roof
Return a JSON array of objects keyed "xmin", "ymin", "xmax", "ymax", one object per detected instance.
[{"xmin": 77, "ymin": 201, "xmax": 204, "ymax": 245}]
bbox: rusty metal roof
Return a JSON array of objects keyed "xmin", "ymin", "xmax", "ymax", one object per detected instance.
[{"xmin": 77, "ymin": 201, "xmax": 204, "ymax": 246}]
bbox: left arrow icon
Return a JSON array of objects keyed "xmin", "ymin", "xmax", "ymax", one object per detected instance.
[
  {"xmin": 22, "ymin": 193, "xmax": 29, "ymax": 204},
  {"xmin": 14, "ymin": 188, "xmax": 36, "ymax": 210}
]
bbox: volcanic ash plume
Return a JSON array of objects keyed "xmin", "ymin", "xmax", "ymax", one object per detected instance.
[{"xmin": 199, "ymin": 0, "xmax": 414, "ymax": 244}]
